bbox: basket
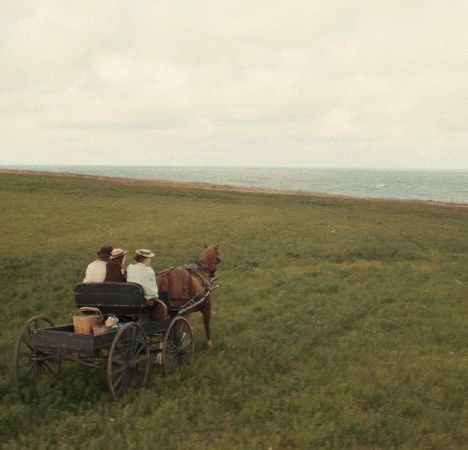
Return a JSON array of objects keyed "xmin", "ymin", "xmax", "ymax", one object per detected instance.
[
  {"xmin": 73, "ymin": 307, "xmax": 104, "ymax": 335},
  {"xmin": 92, "ymin": 324, "xmax": 112, "ymax": 336}
]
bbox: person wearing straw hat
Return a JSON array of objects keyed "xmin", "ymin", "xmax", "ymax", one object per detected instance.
[
  {"xmin": 104, "ymin": 248, "xmax": 127, "ymax": 282},
  {"xmin": 127, "ymin": 249, "xmax": 167, "ymax": 320},
  {"xmin": 83, "ymin": 246, "xmax": 113, "ymax": 283}
]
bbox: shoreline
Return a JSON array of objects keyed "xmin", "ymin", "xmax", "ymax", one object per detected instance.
[{"xmin": 1, "ymin": 168, "xmax": 467, "ymax": 210}]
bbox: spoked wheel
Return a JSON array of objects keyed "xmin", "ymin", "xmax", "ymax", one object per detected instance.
[
  {"xmin": 162, "ymin": 316, "xmax": 194, "ymax": 376},
  {"xmin": 15, "ymin": 316, "xmax": 61, "ymax": 383},
  {"xmin": 107, "ymin": 322, "xmax": 150, "ymax": 401}
]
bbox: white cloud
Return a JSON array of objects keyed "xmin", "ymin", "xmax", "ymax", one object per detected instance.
[{"xmin": 0, "ymin": 0, "xmax": 467, "ymax": 168}]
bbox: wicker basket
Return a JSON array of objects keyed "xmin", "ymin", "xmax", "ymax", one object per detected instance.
[
  {"xmin": 73, "ymin": 307, "xmax": 104, "ymax": 335},
  {"xmin": 92, "ymin": 324, "xmax": 112, "ymax": 336}
]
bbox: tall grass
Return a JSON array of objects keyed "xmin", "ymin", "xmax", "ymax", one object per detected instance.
[{"xmin": 1, "ymin": 173, "xmax": 468, "ymax": 449}]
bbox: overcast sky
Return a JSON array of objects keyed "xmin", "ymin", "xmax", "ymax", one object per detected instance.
[{"xmin": 1, "ymin": 0, "xmax": 467, "ymax": 169}]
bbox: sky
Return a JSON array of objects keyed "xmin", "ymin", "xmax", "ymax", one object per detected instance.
[{"xmin": 1, "ymin": 0, "xmax": 467, "ymax": 169}]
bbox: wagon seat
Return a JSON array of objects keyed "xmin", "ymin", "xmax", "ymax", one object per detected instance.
[{"xmin": 74, "ymin": 282, "xmax": 151, "ymax": 320}]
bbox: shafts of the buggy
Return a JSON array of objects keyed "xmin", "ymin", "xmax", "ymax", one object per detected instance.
[{"xmin": 177, "ymin": 284, "xmax": 220, "ymax": 315}]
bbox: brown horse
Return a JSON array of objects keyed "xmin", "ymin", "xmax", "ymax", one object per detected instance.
[{"xmin": 156, "ymin": 244, "xmax": 221, "ymax": 348}]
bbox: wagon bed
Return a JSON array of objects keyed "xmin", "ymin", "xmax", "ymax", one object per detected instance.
[{"xmin": 31, "ymin": 319, "xmax": 171, "ymax": 354}]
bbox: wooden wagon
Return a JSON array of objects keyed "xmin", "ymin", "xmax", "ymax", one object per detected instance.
[{"xmin": 14, "ymin": 282, "xmax": 214, "ymax": 400}]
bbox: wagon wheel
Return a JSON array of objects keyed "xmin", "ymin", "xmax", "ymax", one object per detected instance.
[
  {"xmin": 107, "ymin": 322, "xmax": 150, "ymax": 401},
  {"xmin": 161, "ymin": 316, "xmax": 194, "ymax": 376},
  {"xmin": 15, "ymin": 316, "xmax": 61, "ymax": 383}
]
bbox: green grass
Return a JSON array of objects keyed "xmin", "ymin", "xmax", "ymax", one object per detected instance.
[{"xmin": 1, "ymin": 172, "xmax": 468, "ymax": 449}]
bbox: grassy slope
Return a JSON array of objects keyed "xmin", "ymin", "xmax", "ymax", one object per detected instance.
[{"xmin": 1, "ymin": 173, "xmax": 468, "ymax": 449}]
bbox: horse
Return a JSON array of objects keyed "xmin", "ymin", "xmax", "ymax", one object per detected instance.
[{"xmin": 156, "ymin": 244, "xmax": 221, "ymax": 348}]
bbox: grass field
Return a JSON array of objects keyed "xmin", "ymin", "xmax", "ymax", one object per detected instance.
[{"xmin": 1, "ymin": 172, "xmax": 468, "ymax": 449}]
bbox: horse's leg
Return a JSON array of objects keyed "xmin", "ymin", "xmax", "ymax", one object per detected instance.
[{"xmin": 202, "ymin": 296, "xmax": 212, "ymax": 349}]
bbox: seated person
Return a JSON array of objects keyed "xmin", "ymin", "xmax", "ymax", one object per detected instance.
[
  {"xmin": 104, "ymin": 248, "xmax": 127, "ymax": 282},
  {"xmin": 83, "ymin": 246, "xmax": 113, "ymax": 283},
  {"xmin": 127, "ymin": 249, "xmax": 167, "ymax": 320}
]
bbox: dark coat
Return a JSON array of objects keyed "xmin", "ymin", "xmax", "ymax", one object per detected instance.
[{"xmin": 104, "ymin": 261, "xmax": 127, "ymax": 282}]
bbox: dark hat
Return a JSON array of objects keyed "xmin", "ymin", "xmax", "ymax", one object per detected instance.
[{"xmin": 97, "ymin": 246, "xmax": 113, "ymax": 260}]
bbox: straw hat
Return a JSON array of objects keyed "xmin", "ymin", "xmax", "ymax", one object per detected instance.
[
  {"xmin": 109, "ymin": 248, "xmax": 127, "ymax": 259},
  {"xmin": 135, "ymin": 249, "xmax": 155, "ymax": 258}
]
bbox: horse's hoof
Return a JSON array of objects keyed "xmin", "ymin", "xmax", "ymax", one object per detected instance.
[{"xmin": 206, "ymin": 340, "xmax": 212, "ymax": 349}]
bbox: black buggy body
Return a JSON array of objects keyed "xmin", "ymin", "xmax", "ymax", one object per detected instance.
[{"xmin": 14, "ymin": 282, "xmax": 197, "ymax": 400}]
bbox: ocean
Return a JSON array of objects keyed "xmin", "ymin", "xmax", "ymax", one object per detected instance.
[{"xmin": 2, "ymin": 165, "xmax": 468, "ymax": 204}]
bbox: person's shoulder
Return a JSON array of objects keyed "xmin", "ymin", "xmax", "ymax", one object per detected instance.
[
  {"xmin": 139, "ymin": 265, "xmax": 155, "ymax": 277},
  {"xmin": 127, "ymin": 263, "xmax": 153, "ymax": 273},
  {"xmin": 126, "ymin": 263, "xmax": 137, "ymax": 272},
  {"xmin": 87, "ymin": 259, "xmax": 102, "ymax": 268}
]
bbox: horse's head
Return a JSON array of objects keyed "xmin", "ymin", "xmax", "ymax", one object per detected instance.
[{"xmin": 197, "ymin": 244, "xmax": 221, "ymax": 276}]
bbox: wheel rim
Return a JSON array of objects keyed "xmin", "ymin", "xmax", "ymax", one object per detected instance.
[
  {"xmin": 15, "ymin": 316, "xmax": 61, "ymax": 383},
  {"xmin": 162, "ymin": 317, "xmax": 194, "ymax": 376},
  {"xmin": 107, "ymin": 323, "xmax": 150, "ymax": 401}
]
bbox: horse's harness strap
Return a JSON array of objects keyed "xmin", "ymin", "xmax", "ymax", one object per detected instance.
[
  {"xmin": 195, "ymin": 259, "xmax": 211, "ymax": 274},
  {"xmin": 185, "ymin": 262, "xmax": 212, "ymax": 289},
  {"xmin": 156, "ymin": 266, "xmax": 176, "ymax": 276},
  {"xmin": 171, "ymin": 263, "xmax": 212, "ymax": 308},
  {"xmin": 157, "ymin": 263, "xmax": 213, "ymax": 306}
]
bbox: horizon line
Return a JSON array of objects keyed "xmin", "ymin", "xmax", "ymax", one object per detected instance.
[{"xmin": 1, "ymin": 163, "xmax": 467, "ymax": 172}]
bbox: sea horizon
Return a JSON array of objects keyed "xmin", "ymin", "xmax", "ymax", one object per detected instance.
[
  {"xmin": 2, "ymin": 163, "xmax": 468, "ymax": 172},
  {"xmin": 2, "ymin": 164, "xmax": 468, "ymax": 204}
]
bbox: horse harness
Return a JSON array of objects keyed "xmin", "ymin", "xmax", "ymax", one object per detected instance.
[{"xmin": 156, "ymin": 260, "xmax": 215, "ymax": 309}]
